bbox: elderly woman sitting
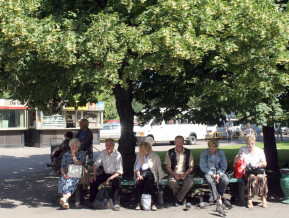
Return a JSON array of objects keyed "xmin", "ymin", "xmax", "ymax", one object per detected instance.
[
  {"xmin": 200, "ymin": 140, "xmax": 231, "ymax": 216},
  {"xmin": 58, "ymin": 138, "xmax": 85, "ymax": 209},
  {"xmin": 234, "ymin": 134, "xmax": 268, "ymax": 208},
  {"xmin": 134, "ymin": 142, "xmax": 164, "ymax": 211}
]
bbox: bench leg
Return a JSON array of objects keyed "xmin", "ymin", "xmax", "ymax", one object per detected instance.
[
  {"xmin": 238, "ymin": 182, "xmax": 246, "ymax": 206},
  {"xmin": 75, "ymin": 185, "xmax": 83, "ymax": 208}
]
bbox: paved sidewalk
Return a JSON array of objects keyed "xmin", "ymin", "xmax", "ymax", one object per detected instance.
[{"xmin": 0, "ymin": 146, "xmax": 288, "ymax": 218}]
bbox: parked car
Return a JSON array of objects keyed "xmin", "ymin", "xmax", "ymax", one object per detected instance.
[
  {"xmin": 282, "ymin": 127, "xmax": 289, "ymax": 135},
  {"xmin": 104, "ymin": 120, "xmax": 120, "ymax": 125},
  {"xmin": 134, "ymin": 119, "xmax": 208, "ymax": 145},
  {"xmin": 100, "ymin": 123, "xmax": 121, "ymax": 140}
]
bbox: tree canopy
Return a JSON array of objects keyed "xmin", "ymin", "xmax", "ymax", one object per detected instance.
[{"xmin": 1, "ymin": 0, "xmax": 289, "ymax": 176}]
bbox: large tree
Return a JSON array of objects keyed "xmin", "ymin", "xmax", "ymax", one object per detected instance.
[
  {"xmin": 1, "ymin": 0, "xmax": 288, "ymax": 177},
  {"xmin": 134, "ymin": 0, "xmax": 289, "ymax": 171}
]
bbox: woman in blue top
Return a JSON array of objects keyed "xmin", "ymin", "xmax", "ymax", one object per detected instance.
[
  {"xmin": 58, "ymin": 138, "xmax": 85, "ymax": 209},
  {"xmin": 200, "ymin": 140, "xmax": 231, "ymax": 215}
]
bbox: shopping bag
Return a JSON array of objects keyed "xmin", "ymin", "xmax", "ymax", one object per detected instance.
[
  {"xmin": 141, "ymin": 194, "xmax": 151, "ymax": 211},
  {"xmin": 93, "ymin": 184, "xmax": 109, "ymax": 209}
]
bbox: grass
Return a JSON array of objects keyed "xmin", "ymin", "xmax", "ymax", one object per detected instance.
[{"xmin": 156, "ymin": 141, "xmax": 289, "ymax": 176}]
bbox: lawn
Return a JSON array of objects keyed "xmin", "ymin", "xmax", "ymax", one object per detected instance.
[{"xmin": 157, "ymin": 141, "xmax": 289, "ymax": 176}]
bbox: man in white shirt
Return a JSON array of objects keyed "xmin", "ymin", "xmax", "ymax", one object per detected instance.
[{"xmin": 89, "ymin": 138, "xmax": 123, "ymax": 210}]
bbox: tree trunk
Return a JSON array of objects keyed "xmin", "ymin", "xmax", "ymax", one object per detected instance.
[
  {"xmin": 113, "ymin": 78, "xmax": 136, "ymax": 179},
  {"xmin": 263, "ymin": 126, "xmax": 279, "ymax": 171}
]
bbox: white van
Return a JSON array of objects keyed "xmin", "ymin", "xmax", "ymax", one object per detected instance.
[{"xmin": 134, "ymin": 119, "xmax": 207, "ymax": 145}]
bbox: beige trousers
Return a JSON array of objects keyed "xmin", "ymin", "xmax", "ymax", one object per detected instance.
[{"xmin": 168, "ymin": 174, "xmax": 194, "ymax": 202}]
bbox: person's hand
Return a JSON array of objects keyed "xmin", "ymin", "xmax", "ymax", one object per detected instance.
[
  {"xmin": 51, "ymin": 151, "xmax": 56, "ymax": 156},
  {"xmin": 63, "ymin": 174, "xmax": 69, "ymax": 179},
  {"xmin": 174, "ymin": 174, "xmax": 181, "ymax": 181},
  {"xmin": 105, "ymin": 178, "xmax": 110, "ymax": 187},
  {"xmin": 180, "ymin": 173, "xmax": 187, "ymax": 181},
  {"xmin": 213, "ymin": 174, "xmax": 220, "ymax": 183},
  {"xmin": 136, "ymin": 175, "xmax": 144, "ymax": 181},
  {"xmin": 89, "ymin": 175, "xmax": 96, "ymax": 183}
]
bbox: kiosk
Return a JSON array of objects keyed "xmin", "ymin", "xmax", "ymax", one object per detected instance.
[
  {"xmin": 25, "ymin": 102, "xmax": 104, "ymax": 147},
  {"xmin": 0, "ymin": 99, "xmax": 28, "ymax": 147}
]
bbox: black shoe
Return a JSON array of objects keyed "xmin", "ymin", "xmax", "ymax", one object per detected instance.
[
  {"xmin": 223, "ymin": 199, "xmax": 232, "ymax": 209},
  {"xmin": 216, "ymin": 201, "xmax": 226, "ymax": 217},
  {"xmin": 174, "ymin": 198, "xmax": 182, "ymax": 207}
]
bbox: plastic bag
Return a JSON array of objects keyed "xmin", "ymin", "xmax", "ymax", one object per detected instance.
[
  {"xmin": 93, "ymin": 185, "xmax": 109, "ymax": 209},
  {"xmin": 141, "ymin": 194, "xmax": 151, "ymax": 211},
  {"xmin": 234, "ymin": 159, "xmax": 246, "ymax": 178}
]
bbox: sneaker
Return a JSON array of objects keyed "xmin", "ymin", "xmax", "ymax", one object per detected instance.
[
  {"xmin": 185, "ymin": 202, "xmax": 192, "ymax": 210},
  {"xmin": 113, "ymin": 204, "xmax": 120, "ymax": 211},
  {"xmin": 223, "ymin": 199, "xmax": 232, "ymax": 209},
  {"xmin": 174, "ymin": 199, "xmax": 182, "ymax": 207},
  {"xmin": 151, "ymin": 205, "xmax": 157, "ymax": 211},
  {"xmin": 59, "ymin": 198, "xmax": 66, "ymax": 207},
  {"xmin": 135, "ymin": 203, "xmax": 141, "ymax": 210},
  {"xmin": 63, "ymin": 202, "xmax": 70, "ymax": 209}
]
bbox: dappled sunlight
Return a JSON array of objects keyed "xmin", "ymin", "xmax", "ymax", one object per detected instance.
[{"xmin": 0, "ymin": 154, "xmax": 60, "ymax": 209}]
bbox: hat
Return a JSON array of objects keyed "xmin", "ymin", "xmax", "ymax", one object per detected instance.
[{"xmin": 208, "ymin": 140, "xmax": 219, "ymax": 148}]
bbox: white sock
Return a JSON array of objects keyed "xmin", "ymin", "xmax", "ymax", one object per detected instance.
[{"xmin": 217, "ymin": 199, "xmax": 222, "ymax": 204}]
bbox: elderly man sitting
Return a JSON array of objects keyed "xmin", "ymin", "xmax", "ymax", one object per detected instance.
[
  {"xmin": 200, "ymin": 140, "xmax": 231, "ymax": 216},
  {"xmin": 89, "ymin": 138, "xmax": 123, "ymax": 211}
]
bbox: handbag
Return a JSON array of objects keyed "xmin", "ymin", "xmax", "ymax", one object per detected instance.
[
  {"xmin": 81, "ymin": 166, "xmax": 90, "ymax": 185},
  {"xmin": 67, "ymin": 164, "xmax": 82, "ymax": 178},
  {"xmin": 245, "ymin": 166, "xmax": 265, "ymax": 175},
  {"xmin": 93, "ymin": 184, "xmax": 109, "ymax": 209},
  {"xmin": 141, "ymin": 169, "xmax": 153, "ymax": 179},
  {"xmin": 225, "ymin": 166, "xmax": 235, "ymax": 179}
]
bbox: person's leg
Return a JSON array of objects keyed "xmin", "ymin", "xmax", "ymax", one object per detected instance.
[
  {"xmin": 204, "ymin": 174, "xmax": 218, "ymax": 201},
  {"xmin": 175, "ymin": 174, "xmax": 193, "ymax": 202},
  {"xmin": 89, "ymin": 173, "xmax": 109, "ymax": 202},
  {"xmin": 257, "ymin": 174, "xmax": 268, "ymax": 208},
  {"xmin": 246, "ymin": 174, "xmax": 256, "ymax": 208},
  {"xmin": 144, "ymin": 173, "xmax": 155, "ymax": 201},
  {"xmin": 216, "ymin": 174, "xmax": 230, "ymax": 197},
  {"xmin": 168, "ymin": 175, "xmax": 180, "ymax": 197},
  {"xmin": 111, "ymin": 176, "xmax": 121, "ymax": 205},
  {"xmin": 136, "ymin": 179, "xmax": 145, "ymax": 204}
]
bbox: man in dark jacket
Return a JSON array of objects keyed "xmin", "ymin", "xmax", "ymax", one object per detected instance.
[
  {"xmin": 164, "ymin": 135, "xmax": 194, "ymax": 206},
  {"xmin": 77, "ymin": 119, "xmax": 93, "ymax": 163}
]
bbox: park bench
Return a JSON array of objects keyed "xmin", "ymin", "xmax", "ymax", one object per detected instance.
[
  {"xmin": 73, "ymin": 176, "xmax": 245, "ymax": 207},
  {"xmin": 120, "ymin": 177, "xmax": 246, "ymax": 206}
]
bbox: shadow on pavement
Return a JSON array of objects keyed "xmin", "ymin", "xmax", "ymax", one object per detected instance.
[{"xmin": 0, "ymin": 154, "xmax": 59, "ymax": 209}]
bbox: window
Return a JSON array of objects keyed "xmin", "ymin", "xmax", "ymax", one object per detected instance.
[{"xmin": 0, "ymin": 110, "xmax": 25, "ymax": 128}]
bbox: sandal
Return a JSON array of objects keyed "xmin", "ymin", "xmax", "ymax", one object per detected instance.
[
  {"xmin": 262, "ymin": 200, "xmax": 268, "ymax": 208},
  {"xmin": 248, "ymin": 200, "xmax": 253, "ymax": 208},
  {"xmin": 135, "ymin": 203, "xmax": 141, "ymax": 210},
  {"xmin": 151, "ymin": 204, "xmax": 157, "ymax": 211}
]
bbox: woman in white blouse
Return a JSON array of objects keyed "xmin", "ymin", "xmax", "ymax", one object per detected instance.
[
  {"xmin": 234, "ymin": 134, "xmax": 268, "ymax": 208},
  {"xmin": 134, "ymin": 141, "xmax": 164, "ymax": 211}
]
